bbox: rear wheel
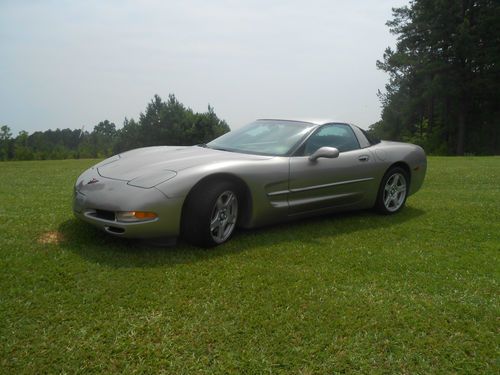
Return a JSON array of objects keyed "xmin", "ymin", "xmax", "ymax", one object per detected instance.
[
  {"xmin": 181, "ymin": 180, "xmax": 239, "ymax": 247},
  {"xmin": 375, "ymin": 167, "xmax": 409, "ymax": 214}
]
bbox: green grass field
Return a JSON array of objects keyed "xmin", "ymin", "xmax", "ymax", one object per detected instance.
[{"xmin": 0, "ymin": 157, "xmax": 499, "ymax": 374}]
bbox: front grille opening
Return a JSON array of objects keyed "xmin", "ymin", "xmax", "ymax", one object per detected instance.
[{"xmin": 93, "ymin": 209, "xmax": 115, "ymax": 221}]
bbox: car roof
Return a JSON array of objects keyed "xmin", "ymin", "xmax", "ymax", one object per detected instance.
[{"xmin": 256, "ymin": 118, "xmax": 350, "ymax": 126}]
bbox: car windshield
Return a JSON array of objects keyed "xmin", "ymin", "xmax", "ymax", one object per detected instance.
[{"xmin": 206, "ymin": 120, "xmax": 315, "ymax": 156}]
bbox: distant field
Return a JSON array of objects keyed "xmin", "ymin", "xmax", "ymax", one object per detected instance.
[{"xmin": 0, "ymin": 157, "xmax": 499, "ymax": 374}]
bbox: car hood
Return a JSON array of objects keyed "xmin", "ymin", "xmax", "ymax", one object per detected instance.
[{"xmin": 97, "ymin": 146, "xmax": 272, "ymax": 183}]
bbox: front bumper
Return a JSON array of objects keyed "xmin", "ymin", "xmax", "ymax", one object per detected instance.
[{"xmin": 73, "ymin": 169, "xmax": 184, "ymax": 238}]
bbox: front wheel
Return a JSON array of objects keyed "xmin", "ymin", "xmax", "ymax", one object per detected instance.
[
  {"xmin": 375, "ymin": 167, "xmax": 409, "ymax": 214},
  {"xmin": 181, "ymin": 181, "xmax": 239, "ymax": 247}
]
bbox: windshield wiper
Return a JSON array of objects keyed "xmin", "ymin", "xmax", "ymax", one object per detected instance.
[
  {"xmin": 210, "ymin": 146, "xmax": 232, "ymax": 152},
  {"xmin": 197, "ymin": 143, "xmax": 233, "ymax": 152}
]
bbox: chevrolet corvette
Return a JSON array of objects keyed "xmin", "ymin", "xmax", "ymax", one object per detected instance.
[{"xmin": 73, "ymin": 119, "xmax": 427, "ymax": 247}]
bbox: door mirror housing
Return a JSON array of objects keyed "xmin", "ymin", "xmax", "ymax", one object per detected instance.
[{"xmin": 308, "ymin": 147, "xmax": 340, "ymax": 161}]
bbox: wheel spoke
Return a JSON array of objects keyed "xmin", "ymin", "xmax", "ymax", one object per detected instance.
[
  {"xmin": 216, "ymin": 196, "xmax": 225, "ymax": 209},
  {"xmin": 384, "ymin": 194, "xmax": 392, "ymax": 207},
  {"xmin": 225, "ymin": 194, "xmax": 235, "ymax": 208},
  {"xmin": 392, "ymin": 174, "xmax": 400, "ymax": 187},
  {"xmin": 392, "ymin": 196, "xmax": 399, "ymax": 206},
  {"xmin": 215, "ymin": 222, "xmax": 224, "ymax": 241},
  {"xmin": 386, "ymin": 176, "xmax": 393, "ymax": 188},
  {"xmin": 210, "ymin": 216, "xmax": 220, "ymax": 232},
  {"xmin": 390, "ymin": 196, "xmax": 397, "ymax": 207}
]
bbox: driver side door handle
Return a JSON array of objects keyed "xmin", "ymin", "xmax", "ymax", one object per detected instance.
[{"xmin": 358, "ymin": 155, "xmax": 370, "ymax": 162}]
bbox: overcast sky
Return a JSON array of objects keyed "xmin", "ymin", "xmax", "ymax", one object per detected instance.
[{"xmin": 0, "ymin": 0, "xmax": 409, "ymax": 135}]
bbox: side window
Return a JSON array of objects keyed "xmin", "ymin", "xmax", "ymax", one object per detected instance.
[
  {"xmin": 302, "ymin": 124, "xmax": 360, "ymax": 155},
  {"xmin": 350, "ymin": 125, "xmax": 371, "ymax": 148}
]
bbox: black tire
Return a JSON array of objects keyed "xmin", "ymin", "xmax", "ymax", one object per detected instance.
[
  {"xmin": 181, "ymin": 180, "xmax": 240, "ymax": 247},
  {"xmin": 375, "ymin": 167, "xmax": 409, "ymax": 214}
]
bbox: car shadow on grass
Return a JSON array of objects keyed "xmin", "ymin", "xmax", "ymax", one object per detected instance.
[{"xmin": 58, "ymin": 205, "xmax": 425, "ymax": 269}]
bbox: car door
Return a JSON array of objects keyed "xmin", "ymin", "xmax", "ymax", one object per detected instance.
[{"xmin": 288, "ymin": 123, "xmax": 377, "ymax": 214}]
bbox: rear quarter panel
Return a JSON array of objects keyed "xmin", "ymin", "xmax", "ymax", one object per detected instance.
[{"xmin": 373, "ymin": 141, "xmax": 427, "ymax": 196}]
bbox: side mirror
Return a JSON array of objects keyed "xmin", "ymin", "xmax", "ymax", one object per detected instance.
[{"xmin": 308, "ymin": 147, "xmax": 340, "ymax": 161}]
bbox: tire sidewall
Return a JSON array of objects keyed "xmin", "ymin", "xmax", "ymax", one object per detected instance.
[{"xmin": 182, "ymin": 180, "xmax": 240, "ymax": 247}]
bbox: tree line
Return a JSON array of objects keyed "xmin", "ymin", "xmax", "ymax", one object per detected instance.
[
  {"xmin": 0, "ymin": 94, "xmax": 230, "ymax": 161},
  {"xmin": 370, "ymin": 0, "xmax": 499, "ymax": 155}
]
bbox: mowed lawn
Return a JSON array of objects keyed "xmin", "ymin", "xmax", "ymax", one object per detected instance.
[{"xmin": 0, "ymin": 157, "xmax": 498, "ymax": 374}]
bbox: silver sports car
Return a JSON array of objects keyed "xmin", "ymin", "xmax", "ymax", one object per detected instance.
[{"xmin": 73, "ymin": 119, "xmax": 427, "ymax": 247}]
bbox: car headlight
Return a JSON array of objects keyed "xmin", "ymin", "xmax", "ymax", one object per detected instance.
[{"xmin": 127, "ymin": 170, "xmax": 177, "ymax": 188}]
